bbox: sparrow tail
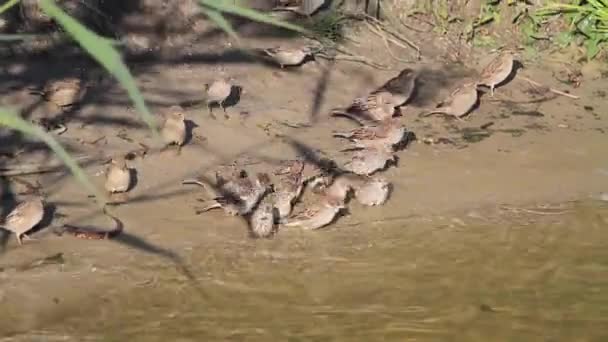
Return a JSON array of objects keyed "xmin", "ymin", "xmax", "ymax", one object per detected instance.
[{"xmin": 330, "ymin": 110, "xmax": 365, "ymax": 126}]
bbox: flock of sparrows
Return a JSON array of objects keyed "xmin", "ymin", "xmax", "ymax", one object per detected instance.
[{"xmin": 1, "ymin": 47, "xmax": 517, "ymax": 244}]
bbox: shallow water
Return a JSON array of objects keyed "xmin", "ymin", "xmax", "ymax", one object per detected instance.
[{"xmin": 3, "ymin": 201, "xmax": 608, "ymax": 341}]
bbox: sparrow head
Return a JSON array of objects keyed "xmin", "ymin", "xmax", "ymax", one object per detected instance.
[{"xmin": 110, "ymin": 156, "xmax": 128, "ymax": 169}]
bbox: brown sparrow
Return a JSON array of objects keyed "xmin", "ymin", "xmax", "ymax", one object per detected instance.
[
  {"xmin": 276, "ymin": 158, "xmax": 334, "ymax": 193},
  {"xmin": 281, "ymin": 197, "xmax": 346, "ymax": 230},
  {"xmin": 477, "ymin": 50, "xmax": 515, "ymax": 97},
  {"xmin": 161, "ymin": 105, "xmax": 187, "ymax": 148},
  {"xmin": 422, "ymin": 82, "xmax": 479, "ymax": 120},
  {"xmin": 280, "ymin": 171, "xmax": 352, "ymax": 230},
  {"xmin": 333, "ymin": 91, "xmax": 397, "ymax": 123},
  {"xmin": 333, "ymin": 117, "xmax": 405, "ymax": 149},
  {"xmin": 333, "ymin": 69, "xmax": 417, "ymax": 123},
  {"xmin": 104, "ymin": 156, "xmax": 131, "ymax": 194},
  {"xmin": 272, "ymin": 160, "xmax": 305, "ymax": 221},
  {"xmin": 1, "ymin": 196, "xmax": 45, "ymax": 245},
  {"xmin": 374, "ymin": 68, "xmax": 418, "ymax": 108},
  {"xmin": 196, "ymin": 172, "xmax": 271, "ymax": 216},
  {"xmin": 263, "ymin": 46, "xmax": 312, "ymax": 68},
  {"xmin": 343, "ymin": 146, "xmax": 397, "ymax": 176},
  {"xmin": 248, "ymin": 193, "xmax": 277, "ymax": 238},
  {"xmin": 205, "ymin": 77, "xmax": 233, "ymax": 119},
  {"xmin": 41, "ymin": 77, "xmax": 83, "ymax": 110},
  {"xmin": 353, "ymin": 176, "xmax": 391, "ymax": 206}
]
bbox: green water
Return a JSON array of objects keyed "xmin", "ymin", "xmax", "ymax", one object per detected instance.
[{"xmin": 5, "ymin": 201, "xmax": 608, "ymax": 341}]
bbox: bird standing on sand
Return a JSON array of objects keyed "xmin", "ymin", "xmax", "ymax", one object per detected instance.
[
  {"xmin": 0, "ymin": 196, "xmax": 45, "ymax": 245},
  {"xmin": 195, "ymin": 172, "xmax": 272, "ymax": 217},
  {"xmin": 161, "ymin": 105, "xmax": 187, "ymax": 148},
  {"xmin": 272, "ymin": 160, "xmax": 305, "ymax": 221},
  {"xmin": 333, "ymin": 117, "xmax": 406, "ymax": 150},
  {"xmin": 281, "ymin": 177, "xmax": 351, "ymax": 230},
  {"xmin": 33, "ymin": 77, "xmax": 84, "ymax": 113},
  {"xmin": 105, "ymin": 156, "xmax": 131, "ymax": 194},
  {"xmin": 205, "ymin": 77, "xmax": 233, "ymax": 119},
  {"xmin": 344, "ymin": 145, "xmax": 397, "ymax": 176},
  {"xmin": 333, "ymin": 68, "xmax": 418, "ymax": 123},
  {"xmin": 477, "ymin": 50, "xmax": 515, "ymax": 97},
  {"xmin": 352, "ymin": 176, "xmax": 391, "ymax": 206},
  {"xmin": 421, "ymin": 82, "xmax": 479, "ymax": 121},
  {"xmin": 263, "ymin": 46, "xmax": 312, "ymax": 68},
  {"xmin": 249, "ymin": 193, "xmax": 277, "ymax": 238},
  {"xmin": 374, "ymin": 68, "xmax": 418, "ymax": 109}
]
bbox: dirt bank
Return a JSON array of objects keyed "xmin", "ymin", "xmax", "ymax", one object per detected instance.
[{"xmin": 1, "ymin": 7, "xmax": 607, "ymax": 339}]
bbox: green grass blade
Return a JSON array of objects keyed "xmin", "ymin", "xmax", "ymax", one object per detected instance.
[
  {"xmin": 38, "ymin": 0, "xmax": 160, "ymax": 142},
  {"xmin": 0, "ymin": 108, "xmax": 107, "ymax": 204},
  {"xmin": 0, "ymin": 0, "xmax": 20, "ymax": 15},
  {"xmin": 199, "ymin": 0, "xmax": 309, "ymax": 34},
  {"xmin": 205, "ymin": 8, "xmax": 240, "ymax": 41},
  {"xmin": 0, "ymin": 33, "xmax": 41, "ymax": 41}
]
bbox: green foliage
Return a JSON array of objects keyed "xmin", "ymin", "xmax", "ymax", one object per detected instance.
[
  {"xmin": 0, "ymin": 0, "xmax": 19, "ymax": 14},
  {"xmin": 536, "ymin": 0, "xmax": 608, "ymax": 59}
]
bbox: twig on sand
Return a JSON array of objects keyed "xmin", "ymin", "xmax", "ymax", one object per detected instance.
[
  {"xmin": 316, "ymin": 52, "xmax": 388, "ymax": 70},
  {"xmin": 518, "ymin": 75, "xmax": 579, "ymax": 100},
  {"xmin": 364, "ymin": 20, "xmax": 413, "ymax": 64},
  {"xmin": 360, "ymin": 12, "xmax": 421, "ymax": 60},
  {"xmin": 499, "ymin": 205, "xmax": 571, "ymax": 215}
]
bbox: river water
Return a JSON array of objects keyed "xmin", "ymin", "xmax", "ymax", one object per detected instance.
[{"xmin": 2, "ymin": 200, "xmax": 608, "ymax": 341}]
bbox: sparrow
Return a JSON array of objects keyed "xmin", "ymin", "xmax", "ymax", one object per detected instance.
[
  {"xmin": 205, "ymin": 77, "xmax": 233, "ymax": 119},
  {"xmin": 477, "ymin": 50, "xmax": 515, "ymax": 97},
  {"xmin": 280, "ymin": 170, "xmax": 352, "ymax": 230},
  {"xmin": 0, "ymin": 196, "xmax": 45, "ymax": 245},
  {"xmin": 353, "ymin": 176, "xmax": 391, "ymax": 206},
  {"xmin": 248, "ymin": 193, "xmax": 277, "ymax": 238},
  {"xmin": 104, "ymin": 156, "xmax": 131, "ymax": 194},
  {"xmin": 262, "ymin": 46, "xmax": 312, "ymax": 68},
  {"xmin": 34, "ymin": 77, "xmax": 83, "ymax": 111},
  {"xmin": 343, "ymin": 146, "xmax": 397, "ymax": 176},
  {"xmin": 281, "ymin": 197, "xmax": 346, "ymax": 230},
  {"xmin": 275, "ymin": 158, "xmax": 335, "ymax": 194},
  {"xmin": 332, "ymin": 91, "xmax": 397, "ymax": 123},
  {"xmin": 421, "ymin": 82, "xmax": 479, "ymax": 120},
  {"xmin": 374, "ymin": 68, "xmax": 418, "ymax": 108},
  {"xmin": 272, "ymin": 160, "xmax": 305, "ymax": 221},
  {"xmin": 332, "ymin": 117, "xmax": 406, "ymax": 149},
  {"xmin": 196, "ymin": 172, "xmax": 272, "ymax": 216},
  {"xmin": 161, "ymin": 105, "xmax": 187, "ymax": 148},
  {"xmin": 332, "ymin": 68, "xmax": 418, "ymax": 123}
]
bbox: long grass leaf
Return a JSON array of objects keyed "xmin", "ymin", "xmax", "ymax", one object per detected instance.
[
  {"xmin": 205, "ymin": 8, "xmax": 240, "ymax": 41},
  {"xmin": 199, "ymin": 0, "xmax": 309, "ymax": 34},
  {"xmin": 0, "ymin": 0, "xmax": 20, "ymax": 15},
  {"xmin": 38, "ymin": 0, "xmax": 160, "ymax": 142},
  {"xmin": 0, "ymin": 108, "xmax": 107, "ymax": 204}
]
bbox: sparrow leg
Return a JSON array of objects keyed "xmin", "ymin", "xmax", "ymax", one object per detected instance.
[
  {"xmin": 208, "ymin": 103, "xmax": 217, "ymax": 120},
  {"xmin": 490, "ymin": 85, "xmax": 495, "ymax": 97},
  {"xmin": 21, "ymin": 233, "xmax": 37, "ymax": 242},
  {"xmin": 16, "ymin": 234, "xmax": 22, "ymax": 245},
  {"xmin": 195, "ymin": 201, "xmax": 222, "ymax": 214},
  {"xmin": 221, "ymin": 103, "xmax": 229, "ymax": 119},
  {"xmin": 454, "ymin": 115, "xmax": 465, "ymax": 122}
]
